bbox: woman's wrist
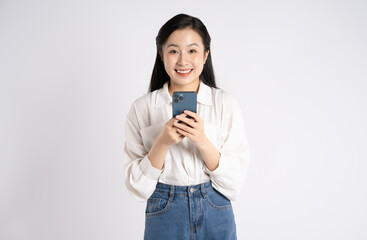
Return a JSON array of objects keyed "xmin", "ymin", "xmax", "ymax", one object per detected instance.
[
  {"xmin": 155, "ymin": 136, "xmax": 171, "ymax": 149},
  {"xmin": 148, "ymin": 138, "xmax": 170, "ymax": 170},
  {"xmin": 196, "ymin": 137, "xmax": 220, "ymax": 171},
  {"xmin": 196, "ymin": 136, "xmax": 212, "ymax": 151}
]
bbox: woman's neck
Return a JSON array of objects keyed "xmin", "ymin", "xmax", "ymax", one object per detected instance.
[{"xmin": 168, "ymin": 79, "xmax": 200, "ymax": 97}]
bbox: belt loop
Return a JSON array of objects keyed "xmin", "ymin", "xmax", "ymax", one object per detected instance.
[
  {"xmin": 200, "ymin": 182, "xmax": 207, "ymax": 199},
  {"xmin": 169, "ymin": 185, "xmax": 175, "ymax": 202}
]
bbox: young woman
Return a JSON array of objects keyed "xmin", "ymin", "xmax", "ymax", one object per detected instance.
[{"xmin": 122, "ymin": 13, "xmax": 250, "ymax": 240}]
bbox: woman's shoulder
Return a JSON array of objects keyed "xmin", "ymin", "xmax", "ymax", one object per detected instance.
[{"xmin": 130, "ymin": 88, "xmax": 160, "ymax": 109}]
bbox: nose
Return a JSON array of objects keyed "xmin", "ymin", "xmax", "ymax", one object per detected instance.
[{"xmin": 177, "ymin": 52, "xmax": 188, "ymax": 66}]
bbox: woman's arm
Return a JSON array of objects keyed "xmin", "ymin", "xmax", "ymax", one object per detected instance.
[
  {"xmin": 174, "ymin": 110, "xmax": 220, "ymax": 171},
  {"xmin": 174, "ymin": 95, "xmax": 250, "ymax": 201},
  {"xmin": 122, "ymin": 104, "xmax": 185, "ymax": 201},
  {"xmin": 193, "ymin": 135, "xmax": 221, "ymax": 172},
  {"xmin": 148, "ymin": 117, "xmax": 184, "ymax": 170},
  {"xmin": 122, "ymin": 104, "xmax": 163, "ymax": 202},
  {"xmin": 204, "ymin": 94, "xmax": 251, "ymax": 201}
]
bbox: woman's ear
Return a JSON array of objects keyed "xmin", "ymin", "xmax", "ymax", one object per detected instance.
[{"xmin": 204, "ymin": 50, "xmax": 209, "ymax": 64}]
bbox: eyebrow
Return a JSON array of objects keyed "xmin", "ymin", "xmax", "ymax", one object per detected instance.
[{"xmin": 166, "ymin": 43, "xmax": 200, "ymax": 49}]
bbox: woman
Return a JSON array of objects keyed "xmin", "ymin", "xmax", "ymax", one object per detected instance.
[{"xmin": 122, "ymin": 13, "xmax": 250, "ymax": 240}]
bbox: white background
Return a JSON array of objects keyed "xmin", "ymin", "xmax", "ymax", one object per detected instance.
[{"xmin": 1, "ymin": 0, "xmax": 366, "ymax": 239}]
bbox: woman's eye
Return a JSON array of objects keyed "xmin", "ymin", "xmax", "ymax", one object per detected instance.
[
  {"xmin": 169, "ymin": 50, "xmax": 178, "ymax": 54},
  {"xmin": 189, "ymin": 49, "xmax": 197, "ymax": 53}
]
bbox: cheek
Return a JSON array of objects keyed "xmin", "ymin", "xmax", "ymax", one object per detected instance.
[
  {"xmin": 194, "ymin": 53, "xmax": 205, "ymax": 62},
  {"xmin": 162, "ymin": 59, "xmax": 172, "ymax": 72},
  {"xmin": 193, "ymin": 56, "xmax": 205, "ymax": 69},
  {"xmin": 163, "ymin": 55, "xmax": 177, "ymax": 68}
]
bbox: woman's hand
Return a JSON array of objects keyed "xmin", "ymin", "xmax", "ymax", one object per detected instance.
[
  {"xmin": 148, "ymin": 118, "xmax": 185, "ymax": 170},
  {"xmin": 156, "ymin": 117, "xmax": 185, "ymax": 147},
  {"xmin": 174, "ymin": 110, "xmax": 220, "ymax": 171},
  {"xmin": 173, "ymin": 110, "xmax": 209, "ymax": 149}
]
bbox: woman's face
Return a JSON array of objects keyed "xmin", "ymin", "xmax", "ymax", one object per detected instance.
[{"xmin": 161, "ymin": 28, "xmax": 209, "ymax": 89}]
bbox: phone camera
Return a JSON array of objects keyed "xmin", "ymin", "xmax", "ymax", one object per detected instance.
[
  {"xmin": 179, "ymin": 96, "xmax": 184, "ymax": 101},
  {"xmin": 173, "ymin": 94, "xmax": 178, "ymax": 99},
  {"xmin": 174, "ymin": 98, "xmax": 179, "ymax": 103}
]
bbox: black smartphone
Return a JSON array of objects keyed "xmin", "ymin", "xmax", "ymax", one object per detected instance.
[{"xmin": 172, "ymin": 91, "xmax": 197, "ymax": 121}]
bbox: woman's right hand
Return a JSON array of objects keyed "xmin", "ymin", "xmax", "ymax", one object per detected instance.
[
  {"xmin": 156, "ymin": 117, "xmax": 185, "ymax": 147},
  {"xmin": 147, "ymin": 118, "xmax": 185, "ymax": 170}
]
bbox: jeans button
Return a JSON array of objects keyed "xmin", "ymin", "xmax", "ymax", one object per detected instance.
[{"xmin": 190, "ymin": 188, "xmax": 196, "ymax": 193}]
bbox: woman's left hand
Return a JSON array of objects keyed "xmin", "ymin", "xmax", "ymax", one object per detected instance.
[
  {"xmin": 173, "ymin": 110, "xmax": 208, "ymax": 148},
  {"xmin": 174, "ymin": 110, "xmax": 220, "ymax": 171}
]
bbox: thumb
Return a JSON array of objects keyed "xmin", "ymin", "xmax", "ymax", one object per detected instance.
[{"xmin": 169, "ymin": 117, "xmax": 178, "ymax": 124}]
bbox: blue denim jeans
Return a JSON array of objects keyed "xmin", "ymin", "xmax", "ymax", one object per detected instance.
[{"xmin": 144, "ymin": 180, "xmax": 237, "ymax": 240}]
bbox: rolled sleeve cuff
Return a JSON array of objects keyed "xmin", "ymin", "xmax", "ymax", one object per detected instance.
[
  {"xmin": 139, "ymin": 155, "xmax": 163, "ymax": 180},
  {"xmin": 204, "ymin": 155, "xmax": 224, "ymax": 181}
]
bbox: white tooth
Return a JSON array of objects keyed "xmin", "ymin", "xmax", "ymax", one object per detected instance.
[{"xmin": 177, "ymin": 69, "xmax": 191, "ymax": 74}]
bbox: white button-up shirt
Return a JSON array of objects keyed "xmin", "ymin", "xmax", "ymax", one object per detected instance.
[{"xmin": 122, "ymin": 81, "xmax": 250, "ymax": 202}]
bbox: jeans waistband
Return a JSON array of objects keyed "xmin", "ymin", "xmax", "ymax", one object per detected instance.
[{"xmin": 155, "ymin": 180, "xmax": 212, "ymax": 193}]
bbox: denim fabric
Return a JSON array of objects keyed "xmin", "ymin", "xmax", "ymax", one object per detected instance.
[{"xmin": 144, "ymin": 180, "xmax": 237, "ymax": 240}]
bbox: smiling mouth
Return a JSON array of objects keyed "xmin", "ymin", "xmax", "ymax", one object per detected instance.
[{"xmin": 175, "ymin": 69, "xmax": 193, "ymax": 74}]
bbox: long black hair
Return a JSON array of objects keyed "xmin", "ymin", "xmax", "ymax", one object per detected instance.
[{"xmin": 149, "ymin": 14, "xmax": 217, "ymax": 92}]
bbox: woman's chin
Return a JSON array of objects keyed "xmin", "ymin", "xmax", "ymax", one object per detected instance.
[{"xmin": 170, "ymin": 78, "xmax": 199, "ymax": 87}]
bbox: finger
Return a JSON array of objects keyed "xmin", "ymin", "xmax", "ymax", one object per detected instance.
[
  {"xmin": 189, "ymin": 128, "xmax": 199, "ymax": 136},
  {"xmin": 176, "ymin": 130, "xmax": 186, "ymax": 138},
  {"xmin": 169, "ymin": 118, "xmax": 180, "ymax": 128},
  {"xmin": 175, "ymin": 114, "xmax": 198, "ymax": 128},
  {"xmin": 184, "ymin": 110, "xmax": 202, "ymax": 124},
  {"xmin": 169, "ymin": 117, "xmax": 179, "ymax": 124},
  {"xmin": 174, "ymin": 122, "xmax": 193, "ymax": 134},
  {"xmin": 172, "ymin": 126, "xmax": 184, "ymax": 136},
  {"xmin": 176, "ymin": 128, "xmax": 192, "ymax": 139}
]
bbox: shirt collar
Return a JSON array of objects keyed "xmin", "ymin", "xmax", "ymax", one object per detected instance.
[{"xmin": 155, "ymin": 80, "xmax": 213, "ymax": 108}]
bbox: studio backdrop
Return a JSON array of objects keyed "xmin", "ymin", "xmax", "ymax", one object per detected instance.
[{"xmin": 1, "ymin": 0, "xmax": 366, "ymax": 239}]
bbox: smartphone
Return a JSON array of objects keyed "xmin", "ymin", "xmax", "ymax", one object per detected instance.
[{"xmin": 172, "ymin": 91, "xmax": 197, "ymax": 121}]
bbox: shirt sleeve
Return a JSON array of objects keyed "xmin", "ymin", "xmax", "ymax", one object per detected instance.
[
  {"xmin": 204, "ymin": 94, "xmax": 251, "ymax": 201},
  {"xmin": 122, "ymin": 103, "xmax": 163, "ymax": 202}
]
